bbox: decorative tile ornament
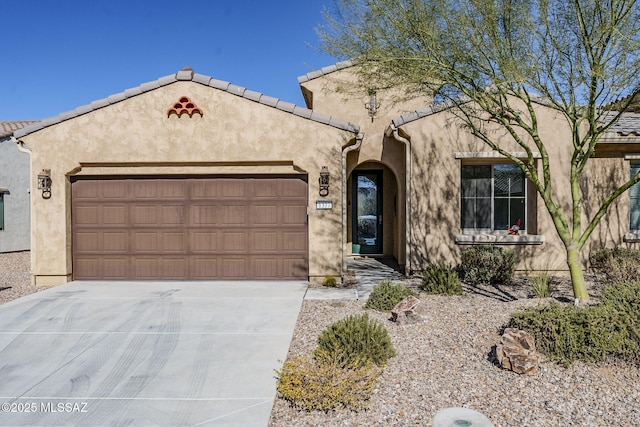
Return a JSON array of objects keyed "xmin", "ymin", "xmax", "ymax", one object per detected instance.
[{"xmin": 167, "ymin": 96, "xmax": 203, "ymax": 118}]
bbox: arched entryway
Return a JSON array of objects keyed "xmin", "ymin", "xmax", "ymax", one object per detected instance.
[{"xmin": 347, "ymin": 162, "xmax": 400, "ymax": 261}]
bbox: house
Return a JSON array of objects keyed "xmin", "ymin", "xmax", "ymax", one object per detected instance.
[
  {"xmin": 12, "ymin": 64, "xmax": 640, "ymax": 286},
  {"xmin": 0, "ymin": 121, "xmax": 36, "ymax": 253}
]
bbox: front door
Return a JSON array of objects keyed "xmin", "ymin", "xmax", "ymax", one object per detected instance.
[{"xmin": 352, "ymin": 171, "xmax": 383, "ymax": 254}]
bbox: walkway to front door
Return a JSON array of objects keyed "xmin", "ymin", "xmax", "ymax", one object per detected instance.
[
  {"xmin": 347, "ymin": 257, "xmax": 403, "ymax": 299},
  {"xmin": 304, "ymin": 256, "xmax": 404, "ymax": 300}
]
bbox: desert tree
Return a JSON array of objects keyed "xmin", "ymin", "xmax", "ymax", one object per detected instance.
[{"xmin": 317, "ymin": 0, "xmax": 640, "ymax": 302}]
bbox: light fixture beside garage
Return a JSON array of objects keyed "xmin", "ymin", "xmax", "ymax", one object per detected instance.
[
  {"xmin": 319, "ymin": 166, "xmax": 330, "ymax": 196},
  {"xmin": 37, "ymin": 169, "xmax": 52, "ymax": 199}
]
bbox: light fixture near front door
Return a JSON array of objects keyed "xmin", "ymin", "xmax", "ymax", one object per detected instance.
[
  {"xmin": 319, "ymin": 166, "xmax": 330, "ymax": 196},
  {"xmin": 37, "ymin": 169, "xmax": 52, "ymax": 199},
  {"xmin": 364, "ymin": 89, "xmax": 380, "ymax": 122}
]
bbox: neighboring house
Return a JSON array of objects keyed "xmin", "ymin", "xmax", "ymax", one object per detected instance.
[
  {"xmin": 0, "ymin": 121, "xmax": 36, "ymax": 253},
  {"xmin": 12, "ymin": 64, "xmax": 640, "ymax": 286}
]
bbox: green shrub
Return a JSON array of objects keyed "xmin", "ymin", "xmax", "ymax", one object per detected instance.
[
  {"xmin": 420, "ymin": 263, "xmax": 462, "ymax": 295},
  {"xmin": 590, "ymin": 247, "xmax": 640, "ymax": 284},
  {"xmin": 364, "ymin": 279, "xmax": 415, "ymax": 312},
  {"xmin": 275, "ymin": 349, "xmax": 382, "ymax": 411},
  {"xmin": 507, "ymin": 282, "xmax": 640, "ymax": 366},
  {"xmin": 316, "ymin": 313, "xmax": 396, "ymax": 367},
  {"xmin": 601, "ymin": 281, "xmax": 640, "ymax": 315},
  {"xmin": 459, "ymin": 245, "xmax": 516, "ymax": 285},
  {"xmin": 322, "ymin": 275, "xmax": 338, "ymax": 287}
]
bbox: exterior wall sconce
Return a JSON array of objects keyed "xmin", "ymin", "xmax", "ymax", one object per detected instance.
[
  {"xmin": 319, "ymin": 166, "xmax": 330, "ymax": 197},
  {"xmin": 365, "ymin": 90, "xmax": 380, "ymax": 122},
  {"xmin": 37, "ymin": 169, "xmax": 52, "ymax": 199}
]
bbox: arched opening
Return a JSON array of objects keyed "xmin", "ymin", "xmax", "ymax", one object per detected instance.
[{"xmin": 347, "ymin": 161, "xmax": 401, "ymax": 264}]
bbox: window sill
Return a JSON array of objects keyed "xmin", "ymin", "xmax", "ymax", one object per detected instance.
[
  {"xmin": 624, "ymin": 231, "xmax": 640, "ymax": 243},
  {"xmin": 455, "ymin": 234, "xmax": 545, "ymax": 245}
]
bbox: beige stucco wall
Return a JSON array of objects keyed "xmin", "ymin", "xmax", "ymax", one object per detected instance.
[
  {"xmin": 20, "ymin": 81, "xmax": 356, "ymax": 285},
  {"xmin": 301, "ymin": 69, "xmax": 432, "ymax": 267},
  {"xmin": 399, "ymin": 99, "xmax": 639, "ymax": 273}
]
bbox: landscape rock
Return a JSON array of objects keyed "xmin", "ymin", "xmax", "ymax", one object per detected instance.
[
  {"xmin": 391, "ymin": 295, "xmax": 422, "ymax": 325},
  {"xmin": 496, "ymin": 328, "xmax": 539, "ymax": 375}
]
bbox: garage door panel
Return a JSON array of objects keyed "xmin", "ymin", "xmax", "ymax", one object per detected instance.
[
  {"xmin": 131, "ymin": 231, "xmax": 187, "ymax": 253},
  {"xmin": 282, "ymin": 179, "xmax": 308, "ymax": 197},
  {"xmin": 101, "ymin": 182, "xmax": 128, "ymax": 199},
  {"xmin": 221, "ymin": 180, "xmax": 248, "ymax": 198},
  {"xmin": 191, "ymin": 231, "xmax": 218, "ymax": 252},
  {"xmin": 161, "ymin": 181, "xmax": 188, "ymax": 199},
  {"xmin": 254, "ymin": 258, "xmax": 279, "ymax": 278},
  {"xmin": 253, "ymin": 180, "xmax": 279, "ymax": 198},
  {"xmin": 253, "ymin": 231, "xmax": 279, "ymax": 252},
  {"xmin": 75, "ymin": 257, "xmax": 129, "ymax": 280},
  {"xmin": 252, "ymin": 205, "xmax": 278, "ymax": 225},
  {"xmin": 192, "ymin": 180, "xmax": 222, "ymax": 199},
  {"xmin": 103, "ymin": 232, "xmax": 128, "ymax": 252},
  {"xmin": 282, "ymin": 205, "xmax": 307, "ymax": 224},
  {"xmin": 133, "ymin": 258, "xmax": 159, "ymax": 279},
  {"xmin": 103, "ymin": 258, "xmax": 129, "ymax": 279},
  {"xmin": 74, "ymin": 206, "xmax": 100, "ymax": 225},
  {"xmin": 192, "ymin": 257, "xmax": 218, "ymax": 278},
  {"xmin": 192, "ymin": 205, "xmax": 219, "ymax": 225},
  {"xmin": 132, "ymin": 205, "xmax": 159, "ymax": 225},
  {"xmin": 72, "ymin": 181, "xmax": 100, "ymax": 200},
  {"xmin": 221, "ymin": 205, "xmax": 247, "ymax": 225},
  {"xmin": 72, "ymin": 176, "xmax": 308, "ymax": 280},
  {"xmin": 221, "ymin": 231, "xmax": 247, "ymax": 252},
  {"xmin": 103, "ymin": 205, "xmax": 127, "ymax": 225},
  {"xmin": 162, "ymin": 258, "xmax": 188, "ymax": 278},
  {"xmin": 222, "ymin": 258, "xmax": 248, "ymax": 278},
  {"xmin": 132, "ymin": 232, "xmax": 159, "ymax": 252},
  {"xmin": 283, "ymin": 232, "xmax": 307, "ymax": 251},
  {"xmin": 283, "ymin": 258, "xmax": 308, "ymax": 278},
  {"xmin": 162, "ymin": 205, "xmax": 186, "ymax": 225},
  {"xmin": 74, "ymin": 232, "xmax": 101, "ymax": 252}
]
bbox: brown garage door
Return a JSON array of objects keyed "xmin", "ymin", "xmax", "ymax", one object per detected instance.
[{"xmin": 71, "ymin": 176, "xmax": 308, "ymax": 280}]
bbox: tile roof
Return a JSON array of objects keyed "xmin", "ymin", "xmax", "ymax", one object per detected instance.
[
  {"xmin": 0, "ymin": 120, "xmax": 39, "ymax": 138},
  {"xmin": 392, "ymin": 99, "xmax": 640, "ymax": 140},
  {"xmin": 603, "ymin": 111, "xmax": 640, "ymax": 136},
  {"xmin": 14, "ymin": 67, "xmax": 360, "ymax": 139},
  {"xmin": 297, "ymin": 60, "xmax": 354, "ymax": 84},
  {"xmin": 391, "ymin": 97, "xmax": 470, "ymax": 128}
]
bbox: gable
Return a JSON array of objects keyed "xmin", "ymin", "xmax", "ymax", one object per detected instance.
[{"xmin": 15, "ymin": 67, "xmax": 359, "ymax": 139}]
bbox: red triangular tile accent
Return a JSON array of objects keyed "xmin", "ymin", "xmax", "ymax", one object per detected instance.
[{"xmin": 167, "ymin": 96, "xmax": 203, "ymax": 118}]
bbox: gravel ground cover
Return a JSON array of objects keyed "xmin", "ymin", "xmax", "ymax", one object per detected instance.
[
  {"xmin": 269, "ymin": 278, "xmax": 640, "ymax": 427},
  {"xmin": 2, "ymin": 253, "xmax": 638, "ymax": 426},
  {"xmin": 0, "ymin": 251, "xmax": 39, "ymax": 305}
]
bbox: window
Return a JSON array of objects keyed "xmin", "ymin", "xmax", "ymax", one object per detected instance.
[
  {"xmin": 631, "ymin": 164, "xmax": 640, "ymax": 230},
  {"xmin": 461, "ymin": 164, "xmax": 526, "ymax": 232},
  {"xmin": 0, "ymin": 193, "xmax": 3, "ymax": 231}
]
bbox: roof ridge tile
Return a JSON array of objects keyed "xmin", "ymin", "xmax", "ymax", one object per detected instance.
[{"xmin": 13, "ymin": 68, "xmax": 361, "ymax": 138}]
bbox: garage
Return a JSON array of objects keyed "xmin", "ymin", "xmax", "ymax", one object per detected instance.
[{"xmin": 71, "ymin": 175, "xmax": 308, "ymax": 280}]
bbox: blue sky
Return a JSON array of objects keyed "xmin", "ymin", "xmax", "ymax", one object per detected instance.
[{"xmin": 1, "ymin": 0, "xmax": 337, "ymax": 121}]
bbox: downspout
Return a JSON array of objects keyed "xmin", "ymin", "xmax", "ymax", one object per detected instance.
[
  {"xmin": 342, "ymin": 132, "xmax": 364, "ymax": 273},
  {"xmin": 385, "ymin": 124, "xmax": 412, "ymax": 274},
  {"xmin": 12, "ymin": 136, "xmax": 35, "ymax": 285}
]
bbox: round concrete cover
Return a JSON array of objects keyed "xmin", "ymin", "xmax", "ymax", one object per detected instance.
[{"xmin": 432, "ymin": 407, "xmax": 495, "ymax": 427}]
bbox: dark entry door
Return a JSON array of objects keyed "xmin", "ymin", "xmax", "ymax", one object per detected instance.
[{"xmin": 352, "ymin": 171, "xmax": 383, "ymax": 254}]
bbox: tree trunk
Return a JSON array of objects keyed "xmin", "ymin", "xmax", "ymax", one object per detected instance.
[{"xmin": 566, "ymin": 245, "xmax": 589, "ymax": 303}]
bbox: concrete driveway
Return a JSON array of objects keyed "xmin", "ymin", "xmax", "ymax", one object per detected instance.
[{"xmin": 0, "ymin": 280, "xmax": 307, "ymax": 426}]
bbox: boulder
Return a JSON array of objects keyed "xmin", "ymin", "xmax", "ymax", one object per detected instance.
[
  {"xmin": 391, "ymin": 295, "xmax": 422, "ymax": 325},
  {"xmin": 496, "ymin": 328, "xmax": 539, "ymax": 375}
]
